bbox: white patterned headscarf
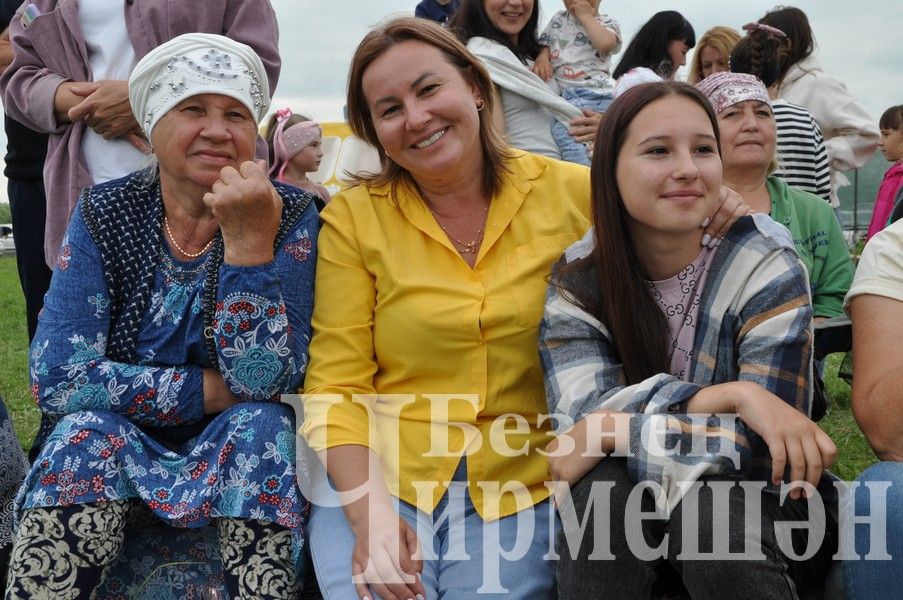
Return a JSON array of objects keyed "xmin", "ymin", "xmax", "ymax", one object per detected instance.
[
  {"xmin": 129, "ymin": 33, "xmax": 270, "ymax": 140},
  {"xmin": 696, "ymin": 72, "xmax": 771, "ymax": 115}
]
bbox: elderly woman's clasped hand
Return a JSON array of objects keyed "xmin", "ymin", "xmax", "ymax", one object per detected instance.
[{"xmin": 204, "ymin": 161, "xmax": 283, "ymax": 266}]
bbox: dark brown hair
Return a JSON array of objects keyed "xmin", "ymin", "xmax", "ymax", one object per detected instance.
[
  {"xmin": 553, "ymin": 81, "xmax": 721, "ymax": 384},
  {"xmin": 729, "ymin": 30, "xmax": 789, "ymax": 88},
  {"xmin": 880, "ymin": 105, "xmax": 903, "ymax": 131},
  {"xmin": 758, "ymin": 6, "xmax": 815, "ymax": 85},
  {"xmin": 345, "ymin": 16, "xmax": 510, "ymax": 197}
]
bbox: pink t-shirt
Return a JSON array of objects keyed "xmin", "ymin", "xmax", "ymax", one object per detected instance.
[{"xmin": 648, "ymin": 247, "xmax": 718, "ymax": 380}]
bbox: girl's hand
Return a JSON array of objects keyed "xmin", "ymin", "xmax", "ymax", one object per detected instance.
[
  {"xmin": 700, "ymin": 186, "xmax": 751, "ymax": 248},
  {"xmin": 568, "ymin": 0, "xmax": 595, "ymax": 20},
  {"xmin": 532, "ymin": 49, "xmax": 553, "ymax": 81},
  {"xmin": 732, "ymin": 382, "xmax": 837, "ymax": 498},
  {"xmin": 545, "ymin": 411, "xmax": 626, "ymax": 491},
  {"xmin": 351, "ymin": 508, "xmax": 424, "ymax": 600}
]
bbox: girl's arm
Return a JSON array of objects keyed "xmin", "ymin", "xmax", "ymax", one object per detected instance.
[
  {"xmin": 539, "ymin": 274, "xmax": 707, "ymax": 500},
  {"xmin": 540, "ymin": 232, "xmax": 835, "ymax": 507},
  {"xmin": 30, "ymin": 205, "xmax": 205, "ymax": 427},
  {"xmin": 531, "ymin": 47, "xmax": 552, "ymax": 81},
  {"xmin": 687, "ymin": 240, "xmax": 835, "ymax": 494}
]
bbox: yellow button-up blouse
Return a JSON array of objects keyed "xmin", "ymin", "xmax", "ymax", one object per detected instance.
[{"xmin": 302, "ymin": 151, "xmax": 591, "ymax": 520}]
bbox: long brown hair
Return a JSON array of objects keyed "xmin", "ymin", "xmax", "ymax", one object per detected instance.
[
  {"xmin": 554, "ymin": 81, "xmax": 721, "ymax": 384},
  {"xmin": 345, "ymin": 16, "xmax": 510, "ymax": 197}
]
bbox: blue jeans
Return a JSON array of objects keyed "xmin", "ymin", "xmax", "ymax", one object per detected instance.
[
  {"xmin": 842, "ymin": 461, "xmax": 903, "ymax": 600},
  {"xmin": 551, "ymin": 87, "xmax": 614, "ymax": 166},
  {"xmin": 308, "ymin": 460, "xmax": 557, "ymax": 599}
]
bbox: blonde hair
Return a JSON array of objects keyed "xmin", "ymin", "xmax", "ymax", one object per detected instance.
[{"xmin": 688, "ymin": 26, "xmax": 741, "ymax": 84}]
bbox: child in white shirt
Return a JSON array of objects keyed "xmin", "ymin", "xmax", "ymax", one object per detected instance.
[{"xmin": 533, "ymin": 0, "xmax": 621, "ymax": 165}]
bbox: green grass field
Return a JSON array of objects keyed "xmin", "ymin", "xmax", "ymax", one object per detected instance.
[{"xmin": 0, "ymin": 254, "xmax": 878, "ymax": 477}]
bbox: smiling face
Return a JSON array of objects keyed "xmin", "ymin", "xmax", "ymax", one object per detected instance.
[
  {"xmin": 879, "ymin": 127, "xmax": 903, "ymax": 163},
  {"xmin": 699, "ymin": 44, "xmax": 728, "ymax": 79},
  {"xmin": 717, "ymin": 100, "xmax": 777, "ymax": 175},
  {"xmin": 151, "ymin": 93, "xmax": 257, "ymax": 195},
  {"xmin": 361, "ymin": 39, "xmax": 483, "ymax": 187},
  {"xmin": 484, "ymin": 0, "xmax": 535, "ymax": 44},
  {"xmin": 616, "ymin": 94, "xmax": 722, "ymax": 238}
]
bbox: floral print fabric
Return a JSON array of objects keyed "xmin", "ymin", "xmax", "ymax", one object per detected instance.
[{"xmin": 22, "ymin": 199, "xmax": 318, "ymax": 572}]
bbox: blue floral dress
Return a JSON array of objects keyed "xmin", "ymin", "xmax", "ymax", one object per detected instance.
[{"xmin": 21, "ymin": 188, "xmax": 318, "ymax": 572}]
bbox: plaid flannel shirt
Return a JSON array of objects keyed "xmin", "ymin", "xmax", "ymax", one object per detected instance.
[{"xmin": 540, "ymin": 214, "xmax": 814, "ymax": 513}]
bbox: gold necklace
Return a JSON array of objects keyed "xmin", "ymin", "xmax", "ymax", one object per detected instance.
[
  {"xmin": 163, "ymin": 215, "xmax": 215, "ymax": 259},
  {"xmin": 427, "ymin": 203, "xmax": 489, "ymax": 255}
]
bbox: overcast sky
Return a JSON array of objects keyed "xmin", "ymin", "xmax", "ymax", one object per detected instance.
[{"xmin": 270, "ymin": 0, "xmax": 901, "ymax": 123}]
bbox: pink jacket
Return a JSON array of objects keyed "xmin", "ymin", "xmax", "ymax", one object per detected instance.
[
  {"xmin": 0, "ymin": 0, "xmax": 281, "ymax": 265},
  {"xmin": 866, "ymin": 162, "xmax": 903, "ymax": 240}
]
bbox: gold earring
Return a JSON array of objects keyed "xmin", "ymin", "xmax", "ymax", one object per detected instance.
[{"xmin": 475, "ymin": 97, "xmax": 485, "ymax": 112}]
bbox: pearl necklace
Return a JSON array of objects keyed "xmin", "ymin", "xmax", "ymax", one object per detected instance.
[
  {"xmin": 427, "ymin": 203, "xmax": 489, "ymax": 255},
  {"xmin": 163, "ymin": 215, "xmax": 215, "ymax": 259}
]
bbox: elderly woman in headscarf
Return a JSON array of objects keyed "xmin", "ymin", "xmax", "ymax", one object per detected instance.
[
  {"xmin": 5, "ymin": 33, "xmax": 318, "ymax": 599},
  {"xmin": 696, "ymin": 72, "xmax": 854, "ymax": 319}
]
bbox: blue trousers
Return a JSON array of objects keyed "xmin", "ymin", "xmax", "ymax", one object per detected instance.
[
  {"xmin": 842, "ymin": 461, "xmax": 903, "ymax": 600},
  {"xmin": 551, "ymin": 87, "xmax": 614, "ymax": 166},
  {"xmin": 309, "ymin": 460, "xmax": 557, "ymax": 599}
]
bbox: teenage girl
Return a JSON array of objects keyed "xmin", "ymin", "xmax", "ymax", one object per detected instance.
[{"xmin": 541, "ymin": 80, "xmax": 837, "ymax": 600}]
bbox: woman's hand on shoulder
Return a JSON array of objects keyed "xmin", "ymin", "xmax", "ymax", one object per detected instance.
[
  {"xmin": 699, "ymin": 186, "xmax": 751, "ymax": 248},
  {"xmin": 204, "ymin": 161, "xmax": 283, "ymax": 266},
  {"xmin": 350, "ymin": 501, "xmax": 425, "ymax": 600},
  {"xmin": 730, "ymin": 382, "xmax": 836, "ymax": 498}
]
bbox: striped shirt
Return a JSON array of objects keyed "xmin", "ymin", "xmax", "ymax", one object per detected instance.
[
  {"xmin": 772, "ymin": 99, "xmax": 833, "ymax": 205},
  {"xmin": 540, "ymin": 214, "xmax": 815, "ymax": 513}
]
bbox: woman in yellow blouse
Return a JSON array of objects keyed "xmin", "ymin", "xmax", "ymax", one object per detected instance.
[{"xmin": 301, "ymin": 16, "xmax": 742, "ymax": 600}]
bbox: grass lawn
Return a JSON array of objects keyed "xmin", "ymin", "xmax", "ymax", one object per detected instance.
[
  {"xmin": 0, "ymin": 254, "xmax": 39, "ymax": 449},
  {"xmin": 0, "ymin": 254, "xmax": 878, "ymax": 478}
]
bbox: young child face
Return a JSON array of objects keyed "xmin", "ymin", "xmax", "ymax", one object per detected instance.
[
  {"xmin": 879, "ymin": 126, "xmax": 903, "ymax": 163},
  {"xmin": 290, "ymin": 137, "xmax": 325, "ymax": 174}
]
